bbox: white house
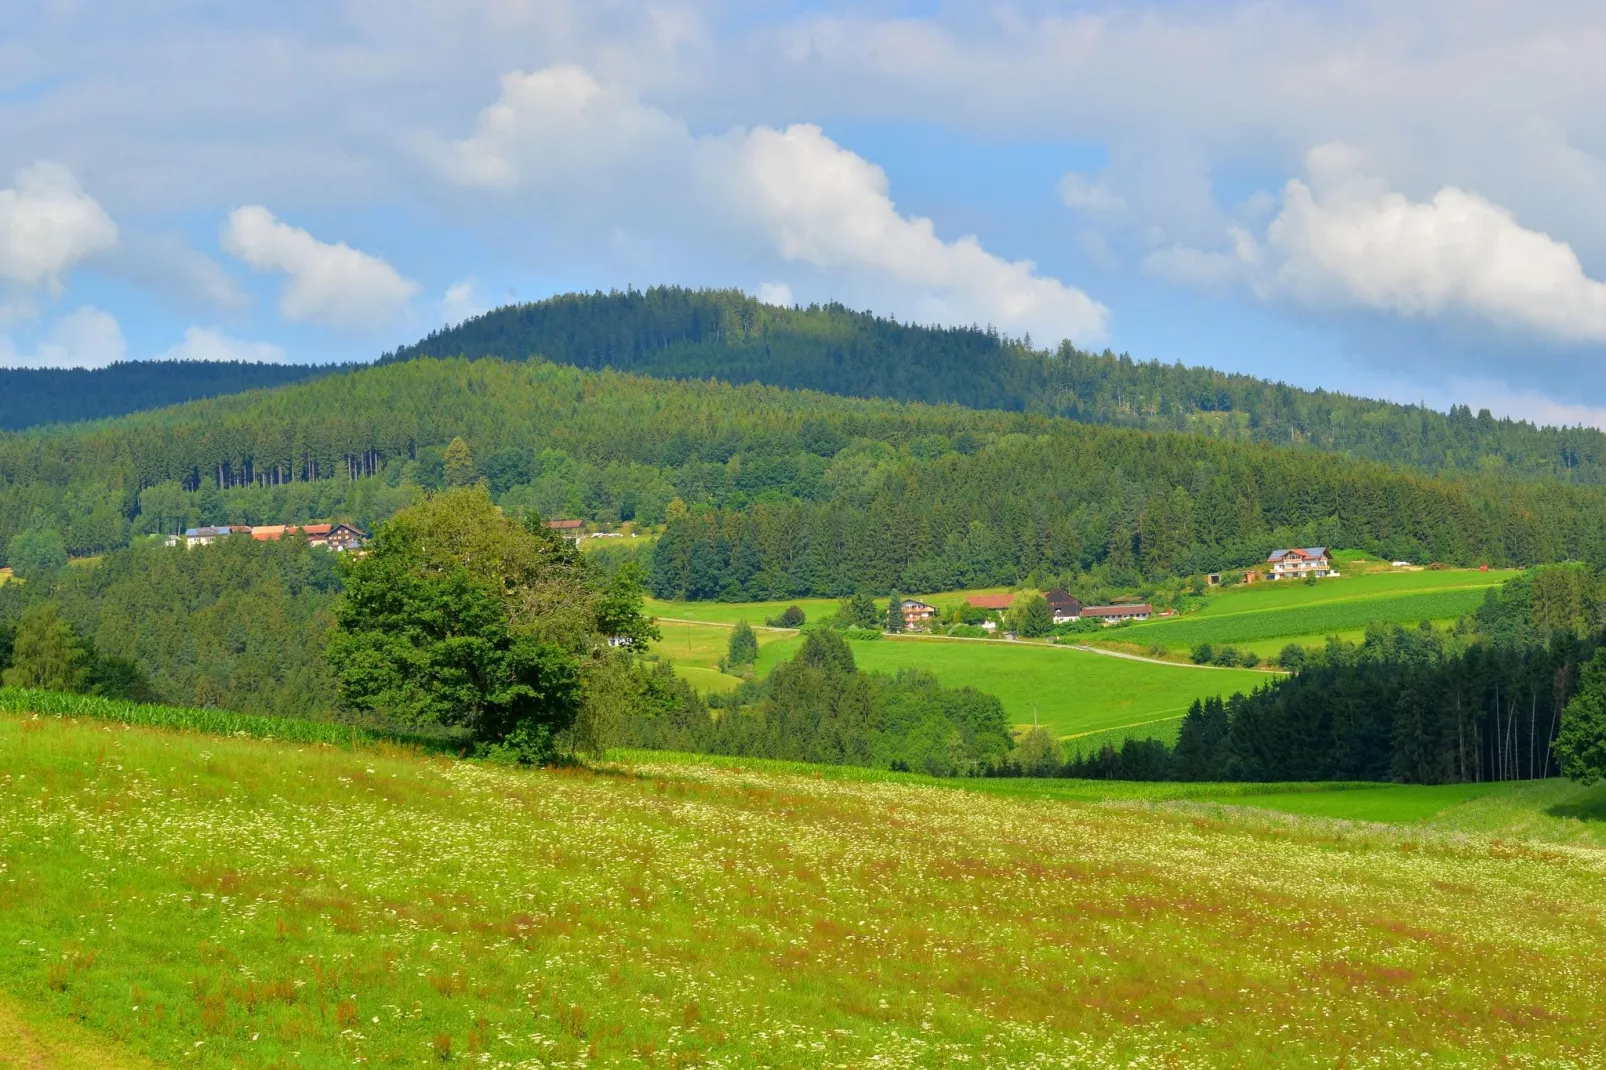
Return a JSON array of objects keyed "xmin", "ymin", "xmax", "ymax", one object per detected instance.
[{"xmin": 1266, "ymin": 547, "xmax": 1333, "ymax": 580}]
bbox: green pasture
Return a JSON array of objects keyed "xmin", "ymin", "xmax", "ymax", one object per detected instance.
[
  {"xmin": 751, "ymin": 633, "xmax": 1268, "ymax": 743},
  {"xmin": 1112, "ymin": 572, "xmax": 1508, "ymax": 652}
]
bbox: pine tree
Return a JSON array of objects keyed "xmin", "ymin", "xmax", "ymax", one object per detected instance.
[
  {"xmin": 727, "ymin": 619, "xmax": 759, "ymax": 668},
  {"xmin": 885, "ymin": 591, "xmax": 905, "ymax": 634}
]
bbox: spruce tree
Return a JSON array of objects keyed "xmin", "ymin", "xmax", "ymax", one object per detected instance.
[
  {"xmin": 885, "ymin": 591, "xmax": 905, "ymax": 634},
  {"xmin": 727, "ymin": 619, "xmax": 759, "ymax": 668}
]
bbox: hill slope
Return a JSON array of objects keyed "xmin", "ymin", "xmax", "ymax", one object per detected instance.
[
  {"xmin": 7, "ymin": 357, "xmax": 1606, "ymax": 582},
  {"xmin": 0, "ymin": 360, "xmax": 334, "ymax": 431},
  {"xmin": 2, "ymin": 712, "xmax": 1603, "ymax": 1065},
  {"xmin": 386, "ymin": 286, "xmax": 1606, "ymax": 484}
]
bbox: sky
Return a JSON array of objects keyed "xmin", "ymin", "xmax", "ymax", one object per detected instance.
[{"xmin": 3, "ymin": 1, "xmax": 1606, "ymax": 425}]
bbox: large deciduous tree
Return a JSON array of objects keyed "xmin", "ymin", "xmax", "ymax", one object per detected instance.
[{"xmin": 327, "ymin": 486, "xmax": 651, "ymax": 762}]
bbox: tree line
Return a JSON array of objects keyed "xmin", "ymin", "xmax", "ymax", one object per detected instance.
[
  {"xmin": 10, "ymin": 357, "xmax": 1606, "ymax": 604},
  {"xmin": 385, "ymin": 286, "xmax": 1606, "ymax": 484},
  {"xmin": 0, "ymin": 360, "xmax": 331, "ymax": 432}
]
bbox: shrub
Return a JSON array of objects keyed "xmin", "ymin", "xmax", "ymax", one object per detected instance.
[
  {"xmin": 766, "ymin": 605, "xmax": 806, "ymax": 628},
  {"xmin": 1191, "ymin": 642, "xmax": 1215, "ymax": 665}
]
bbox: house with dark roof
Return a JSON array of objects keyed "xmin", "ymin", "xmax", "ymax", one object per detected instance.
[
  {"xmin": 900, "ymin": 599, "xmax": 938, "ymax": 630},
  {"xmin": 1266, "ymin": 547, "xmax": 1333, "ymax": 580},
  {"xmin": 1044, "ymin": 589, "xmax": 1082, "ymax": 623},
  {"xmin": 544, "ymin": 518, "xmax": 586, "ymax": 543}
]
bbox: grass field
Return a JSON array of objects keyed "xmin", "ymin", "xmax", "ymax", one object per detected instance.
[
  {"xmin": 3, "ymin": 713, "xmax": 1605, "ymax": 1066},
  {"xmin": 1110, "ymin": 568, "xmax": 1511, "ymax": 653}
]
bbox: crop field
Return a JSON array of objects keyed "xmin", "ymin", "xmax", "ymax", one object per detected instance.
[
  {"xmin": 1112, "ymin": 569, "xmax": 1510, "ymax": 652},
  {"xmin": 3, "ymin": 713, "xmax": 1605, "ymax": 1067},
  {"xmin": 644, "ymin": 587, "xmax": 1019, "ymax": 629}
]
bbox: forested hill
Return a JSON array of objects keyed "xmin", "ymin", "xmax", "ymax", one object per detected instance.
[
  {"xmin": 8, "ymin": 357, "xmax": 1606, "ymax": 595},
  {"xmin": 383, "ymin": 287, "xmax": 1606, "ymax": 484},
  {"xmin": 0, "ymin": 360, "xmax": 333, "ymax": 431}
]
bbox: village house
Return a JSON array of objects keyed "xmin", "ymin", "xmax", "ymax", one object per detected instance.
[
  {"xmin": 544, "ymin": 518, "xmax": 586, "ymax": 543},
  {"xmin": 249, "ymin": 523, "xmax": 369, "ymax": 550},
  {"xmin": 178, "ymin": 525, "xmax": 249, "ymax": 548},
  {"xmin": 900, "ymin": 599, "xmax": 938, "ymax": 629},
  {"xmin": 1044, "ymin": 589, "xmax": 1082, "ymax": 623},
  {"xmin": 1080, "ymin": 603, "xmax": 1153, "ymax": 624},
  {"xmin": 1266, "ymin": 547, "xmax": 1333, "ymax": 580}
]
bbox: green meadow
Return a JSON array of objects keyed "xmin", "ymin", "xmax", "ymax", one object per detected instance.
[
  {"xmin": 1102, "ymin": 568, "xmax": 1511, "ymax": 653},
  {"xmin": 3, "ymin": 710, "xmax": 1605, "ymax": 1067}
]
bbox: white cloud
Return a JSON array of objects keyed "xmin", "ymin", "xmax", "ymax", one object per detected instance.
[
  {"xmin": 0, "ymin": 162, "xmax": 117, "ymax": 291},
  {"xmin": 1261, "ymin": 145, "xmax": 1606, "ymax": 342},
  {"xmin": 442, "ymin": 279, "xmax": 483, "ymax": 325},
  {"xmin": 437, "ymin": 66, "xmax": 1108, "ymax": 345},
  {"xmin": 756, "ymin": 281, "xmax": 793, "ymax": 307},
  {"xmin": 0, "ymin": 305, "xmax": 126, "ymax": 368},
  {"xmin": 154, "ymin": 326, "xmax": 286, "ymax": 364},
  {"xmin": 220, "ymin": 206, "xmax": 417, "ymax": 331}
]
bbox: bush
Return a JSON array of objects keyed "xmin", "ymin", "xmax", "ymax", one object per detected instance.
[
  {"xmin": 766, "ymin": 605, "xmax": 806, "ymax": 628},
  {"xmin": 727, "ymin": 620, "xmax": 758, "ymax": 668},
  {"xmin": 1277, "ymin": 644, "xmax": 1307, "ymax": 671},
  {"xmin": 842, "ymin": 626, "xmax": 883, "ymax": 642},
  {"xmin": 1211, "ymin": 646, "xmax": 1241, "ymax": 667},
  {"xmin": 948, "ymin": 624, "xmax": 988, "ymax": 639},
  {"xmin": 1191, "ymin": 642, "xmax": 1215, "ymax": 664}
]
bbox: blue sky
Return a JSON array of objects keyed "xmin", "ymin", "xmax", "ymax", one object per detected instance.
[{"xmin": 3, "ymin": 1, "xmax": 1606, "ymax": 425}]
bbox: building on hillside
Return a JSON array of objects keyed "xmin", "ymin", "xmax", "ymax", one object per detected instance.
[
  {"xmin": 313, "ymin": 523, "xmax": 369, "ymax": 552},
  {"xmin": 606, "ymin": 635, "xmax": 635, "ymax": 648},
  {"xmin": 1044, "ymin": 589, "xmax": 1082, "ymax": 623},
  {"xmin": 1206, "ymin": 573, "xmax": 1222, "ymax": 586},
  {"xmin": 1242, "ymin": 570, "xmax": 1260, "ymax": 583},
  {"xmin": 1266, "ymin": 547, "xmax": 1333, "ymax": 580},
  {"xmin": 1080, "ymin": 603, "xmax": 1153, "ymax": 624},
  {"xmin": 544, "ymin": 518, "xmax": 586, "ymax": 543},
  {"xmin": 900, "ymin": 599, "xmax": 938, "ymax": 629},
  {"xmin": 248, "ymin": 523, "xmax": 369, "ymax": 551},
  {"xmin": 965, "ymin": 594, "xmax": 1014, "ymax": 612},
  {"xmin": 180, "ymin": 526, "xmax": 248, "ymax": 548}
]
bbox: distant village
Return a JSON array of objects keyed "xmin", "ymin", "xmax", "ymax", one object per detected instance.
[
  {"xmin": 167, "ymin": 523, "xmax": 369, "ymax": 552},
  {"xmin": 892, "ymin": 548, "xmax": 1339, "ymax": 633}
]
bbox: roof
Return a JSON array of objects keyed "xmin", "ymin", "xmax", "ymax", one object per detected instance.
[
  {"xmin": 901, "ymin": 599, "xmax": 936, "ymax": 610},
  {"xmin": 1267, "ymin": 547, "xmax": 1329, "ymax": 562},
  {"xmin": 251, "ymin": 526, "xmax": 287, "ymax": 540},
  {"xmin": 1081, "ymin": 603, "xmax": 1153, "ymax": 617},
  {"xmin": 544, "ymin": 519, "xmax": 585, "ymax": 530},
  {"xmin": 1044, "ymin": 589, "xmax": 1080, "ymax": 605},
  {"xmin": 966, "ymin": 594, "xmax": 1015, "ymax": 610}
]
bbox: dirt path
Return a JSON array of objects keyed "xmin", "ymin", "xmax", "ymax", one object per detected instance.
[{"xmin": 0, "ymin": 992, "xmax": 154, "ymax": 1069}]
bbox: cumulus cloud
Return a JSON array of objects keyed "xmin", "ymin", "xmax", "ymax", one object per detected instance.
[
  {"xmin": 220, "ymin": 206, "xmax": 417, "ymax": 331},
  {"xmin": 1139, "ymin": 145, "xmax": 1606, "ymax": 347},
  {"xmin": 0, "ymin": 162, "xmax": 117, "ymax": 291},
  {"xmin": 436, "ymin": 66, "xmax": 1108, "ymax": 345},
  {"xmin": 0, "ymin": 305, "xmax": 126, "ymax": 368},
  {"xmin": 1262, "ymin": 145, "xmax": 1606, "ymax": 342},
  {"xmin": 154, "ymin": 326, "xmax": 286, "ymax": 364}
]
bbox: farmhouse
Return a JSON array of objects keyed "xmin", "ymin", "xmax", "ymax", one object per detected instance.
[
  {"xmin": 249, "ymin": 524, "xmax": 369, "ymax": 550},
  {"xmin": 965, "ymin": 594, "xmax": 1014, "ymax": 611},
  {"xmin": 1266, "ymin": 547, "xmax": 1333, "ymax": 580},
  {"xmin": 544, "ymin": 518, "xmax": 586, "ymax": 543},
  {"xmin": 900, "ymin": 599, "xmax": 938, "ymax": 629},
  {"xmin": 179, "ymin": 525, "xmax": 248, "ymax": 548},
  {"xmin": 1044, "ymin": 589, "xmax": 1082, "ymax": 622},
  {"xmin": 1080, "ymin": 603, "xmax": 1153, "ymax": 624}
]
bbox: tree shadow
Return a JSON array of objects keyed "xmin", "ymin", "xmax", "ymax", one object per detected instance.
[{"xmin": 1546, "ymin": 783, "xmax": 1606, "ymax": 823}]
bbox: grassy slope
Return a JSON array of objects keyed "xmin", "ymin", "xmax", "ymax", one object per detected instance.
[
  {"xmin": 4, "ymin": 714, "xmax": 1605, "ymax": 1067},
  {"xmin": 1104, "ymin": 568, "xmax": 1512, "ymax": 652}
]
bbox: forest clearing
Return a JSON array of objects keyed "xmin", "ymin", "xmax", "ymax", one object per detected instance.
[{"xmin": 1, "ymin": 710, "xmax": 1603, "ymax": 1067}]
